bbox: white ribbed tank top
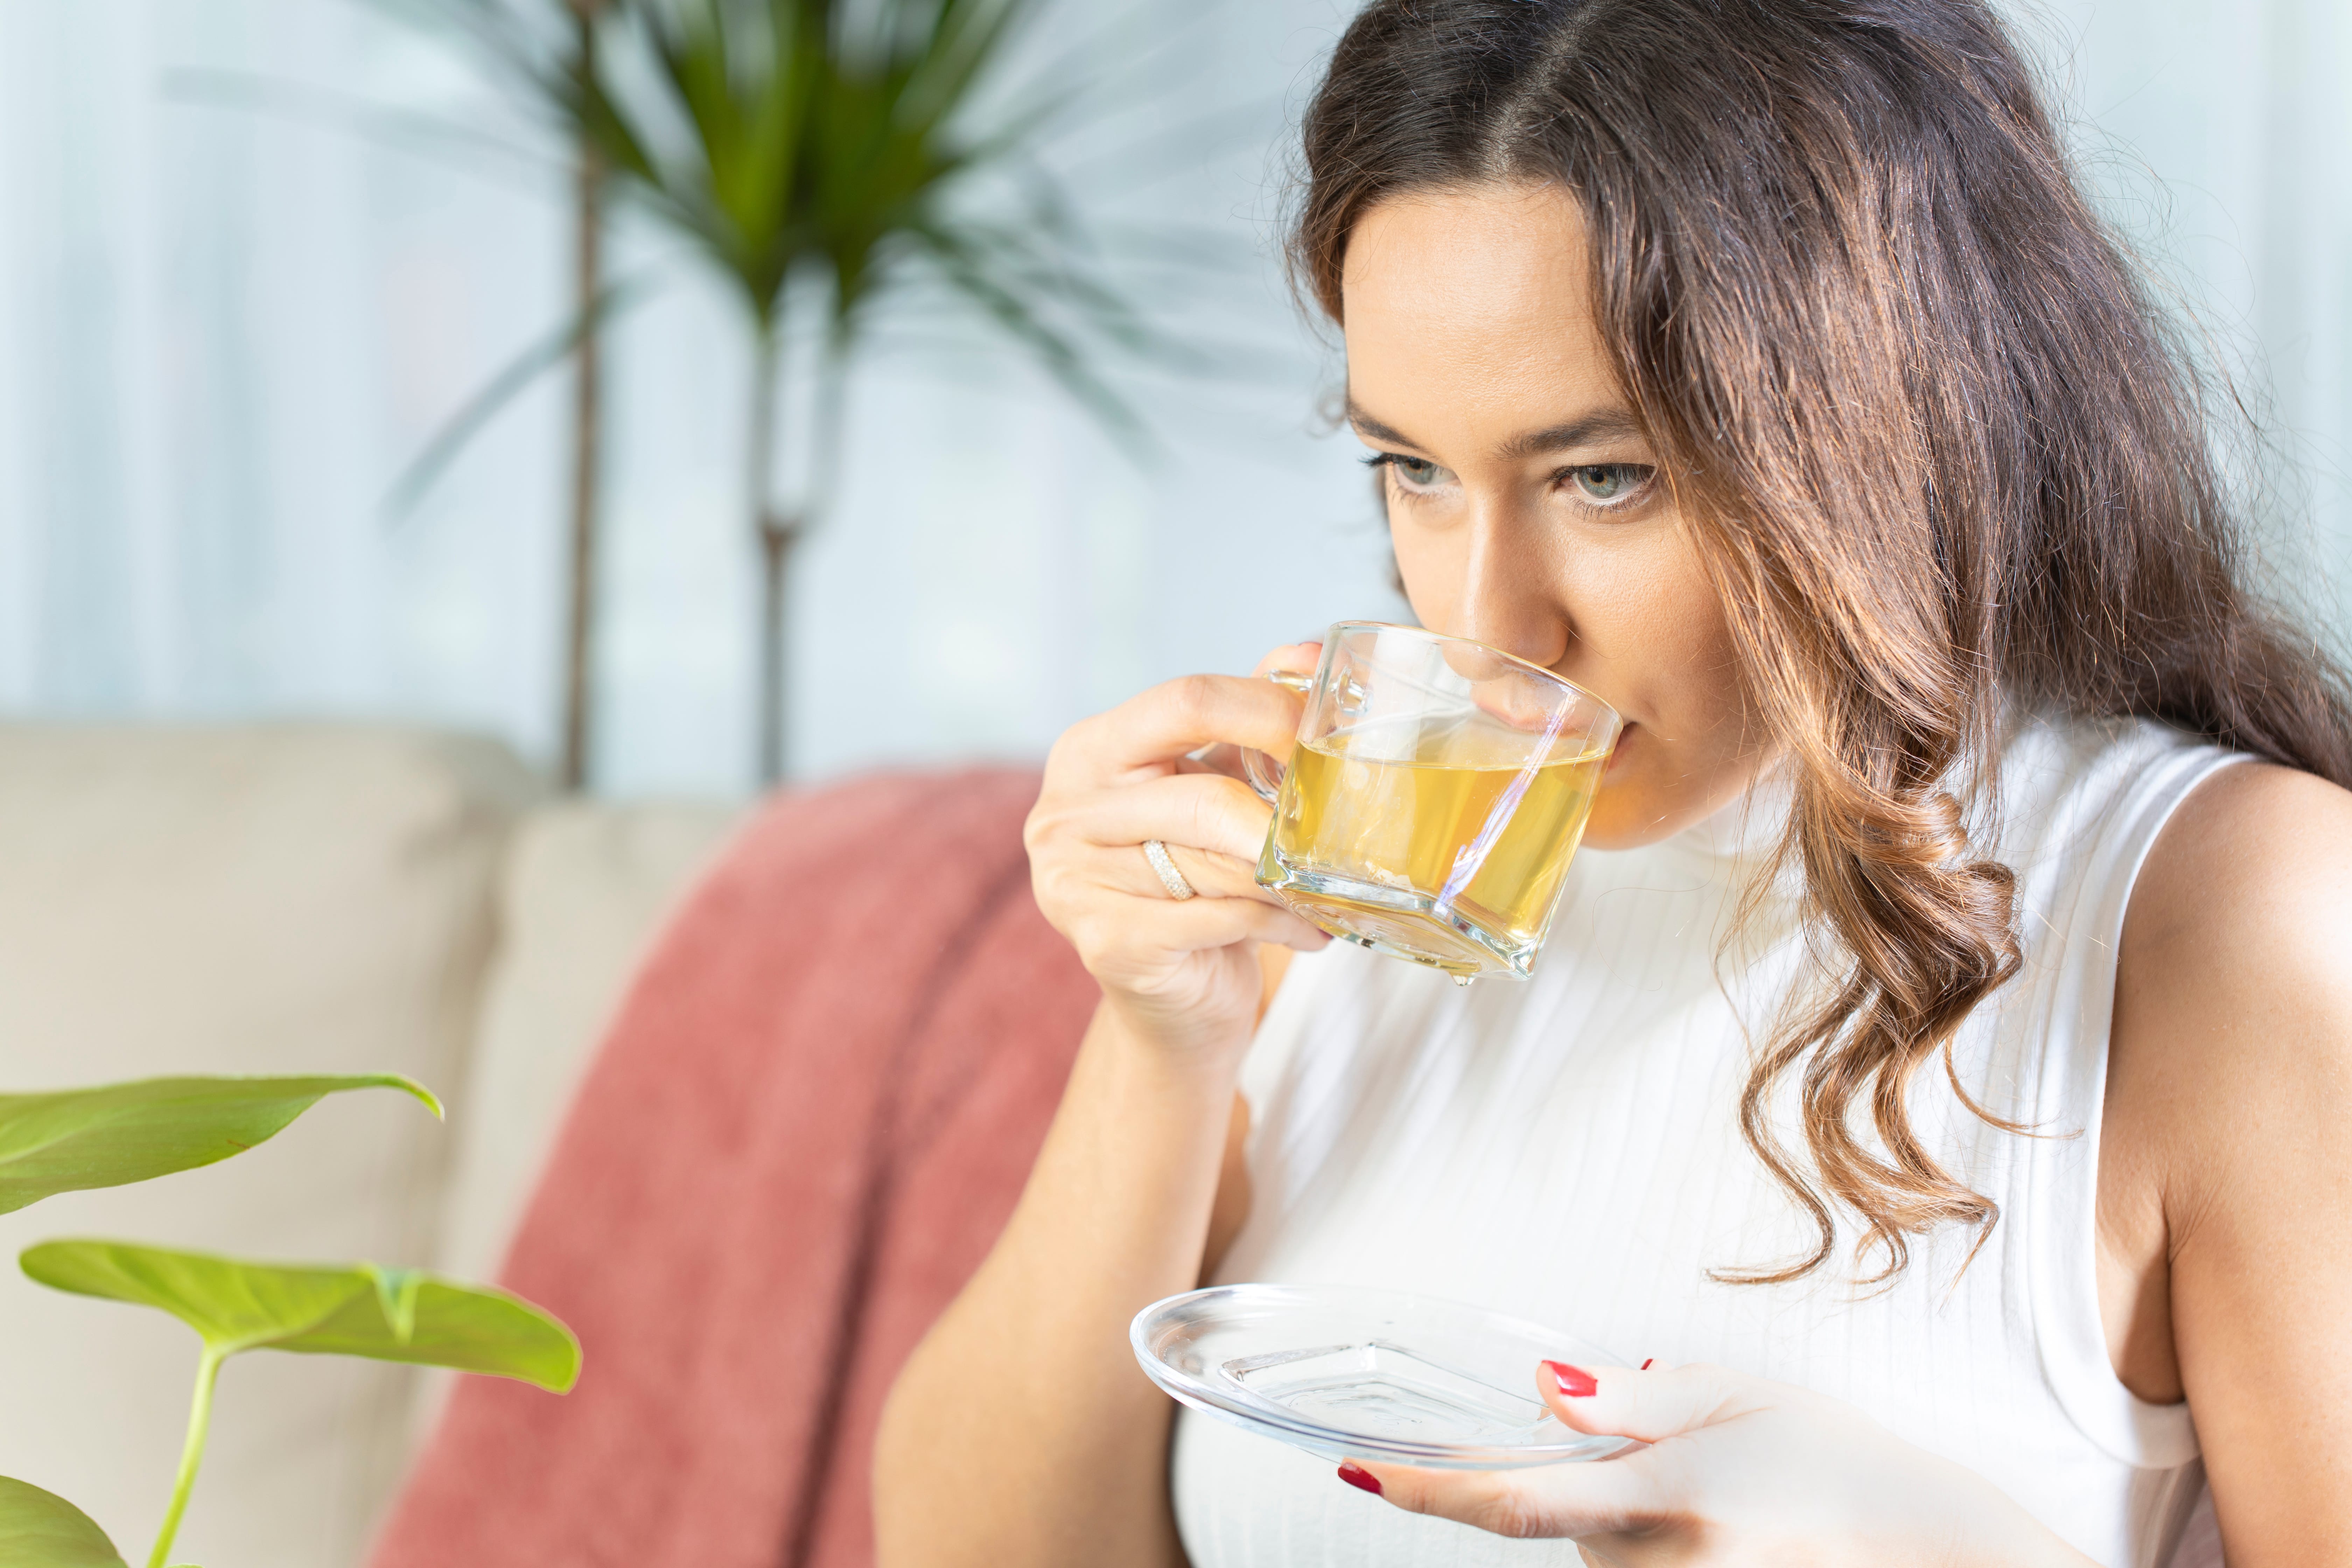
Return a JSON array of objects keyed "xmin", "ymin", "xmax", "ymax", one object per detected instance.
[{"xmin": 1172, "ymin": 715, "xmax": 2241, "ymax": 1568}]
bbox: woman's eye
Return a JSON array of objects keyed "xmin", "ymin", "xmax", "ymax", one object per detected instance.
[
  {"xmin": 1387, "ymin": 455, "xmax": 1449, "ymax": 491},
  {"xmin": 1567, "ymin": 464, "xmax": 1651, "ymax": 505}
]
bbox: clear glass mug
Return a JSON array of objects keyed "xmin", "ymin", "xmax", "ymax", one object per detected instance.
[{"xmin": 1243, "ymin": 623, "xmax": 1622, "ymax": 982}]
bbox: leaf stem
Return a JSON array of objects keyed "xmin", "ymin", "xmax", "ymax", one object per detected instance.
[{"xmin": 146, "ymin": 1346, "xmax": 223, "ymax": 1568}]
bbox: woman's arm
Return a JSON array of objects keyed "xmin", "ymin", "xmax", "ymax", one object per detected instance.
[
  {"xmin": 872, "ymin": 667, "xmax": 1322, "ymax": 1568},
  {"xmin": 2108, "ymin": 762, "xmax": 2352, "ymax": 1566},
  {"xmin": 872, "ymin": 1002, "xmax": 1241, "ymax": 1566}
]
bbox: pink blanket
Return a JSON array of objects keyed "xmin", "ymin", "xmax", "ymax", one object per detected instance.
[{"xmin": 369, "ymin": 768, "xmax": 1099, "ymax": 1567}]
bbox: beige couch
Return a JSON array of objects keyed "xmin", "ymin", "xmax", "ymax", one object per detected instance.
[{"xmin": 0, "ymin": 724, "xmax": 744, "ymax": 1568}]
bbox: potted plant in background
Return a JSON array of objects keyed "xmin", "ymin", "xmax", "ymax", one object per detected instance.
[
  {"xmin": 0, "ymin": 1075, "xmax": 576, "ymax": 1568},
  {"xmin": 397, "ymin": 0, "xmax": 1178, "ymax": 786}
]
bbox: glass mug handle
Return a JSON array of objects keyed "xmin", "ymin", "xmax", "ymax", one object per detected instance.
[{"xmin": 1241, "ymin": 668, "xmax": 1316, "ymax": 803}]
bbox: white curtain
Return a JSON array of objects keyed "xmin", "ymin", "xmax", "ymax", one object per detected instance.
[
  {"xmin": 2017, "ymin": 0, "xmax": 2352, "ymax": 626},
  {"xmin": 0, "ymin": 0, "xmax": 2343, "ymax": 797}
]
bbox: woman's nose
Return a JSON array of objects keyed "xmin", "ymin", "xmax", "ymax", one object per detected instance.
[{"xmin": 1455, "ymin": 508, "xmax": 1569, "ymax": 669}]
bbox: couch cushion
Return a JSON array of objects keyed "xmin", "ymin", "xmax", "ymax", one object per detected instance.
[
  {"xmin": 0, "ymin": 724, "xmax": 537, "ymax": 1568},
  {"xmin": 438, "ymin": 799, "xmax": 746, "ymax": 1286},
  {"xmin": 369, "ymin": 768, "xmax": 1100, "ymax": 1568}
]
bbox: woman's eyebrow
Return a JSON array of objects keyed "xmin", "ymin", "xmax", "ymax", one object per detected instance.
[
  {"xmin": 1499, "ymin": 408, "xmax": 1644, "ymax": 459},
  {"xmin": 1344, "ymin": 402, "xmax": 1426, "ymax": 449},
  {"xmin": 1345, "ymin": 400, "xmax": 1645, "ymax": 458}
]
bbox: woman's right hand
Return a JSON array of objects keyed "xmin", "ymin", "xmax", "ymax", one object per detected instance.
[{"xmin": 1025, "ymin": 646, "xmax": 1332, "ymax": 1055}]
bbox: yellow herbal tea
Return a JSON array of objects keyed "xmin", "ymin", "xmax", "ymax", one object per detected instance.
[{"xmin": 1260, "ymin": 722, "xmax": 1608, "ymax": 979}]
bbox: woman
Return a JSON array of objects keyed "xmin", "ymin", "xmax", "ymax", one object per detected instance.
[{"xmin": 873, "ymin": 1, "xmax": 2352, "ymax": 1563}]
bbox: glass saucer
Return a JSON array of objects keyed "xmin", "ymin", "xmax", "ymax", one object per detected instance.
[{"xmin": 1131, "ymin": 1283, "xmax": 1633, "ymax": 1469}]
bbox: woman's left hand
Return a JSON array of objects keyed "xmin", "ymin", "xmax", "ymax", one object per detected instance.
[{"xmin": 1339, "ymin": 1361, "xmax": 2096, "ymax": 1567}]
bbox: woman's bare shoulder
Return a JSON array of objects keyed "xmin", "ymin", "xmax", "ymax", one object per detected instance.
[
  {"xmin": 2109, "ymin": 764, "xmax": 2352, "ymax": 1549},
  {"xmin": 2110, "ymin": 758, "xmax": 2352, "ymax": 1297},
  {"xmin": 2122, "ymin": 761, "xmax": 2352, "ymax": 1010}
]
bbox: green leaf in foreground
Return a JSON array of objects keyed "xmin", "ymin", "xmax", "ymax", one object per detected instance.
[
  {"xmin": 19, "ymin": 1241, "xmax": 578, "ymax": 1390},
  {"xmin": 21, "ymin": 1243, "xmax": 579, "ymax": 1568},
  {"xmin": 0, "ymin": 1476, "xmax": 127, "ymax": 1568},
  {"xmin": 0, "ymin": 1075, "xmax": 443, "ymax": 1215}
]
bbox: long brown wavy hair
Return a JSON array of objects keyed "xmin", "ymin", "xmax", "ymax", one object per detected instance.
[{"xmin": 1293, "ymin": 0, "xmax": 2352, "ymax": 1283}]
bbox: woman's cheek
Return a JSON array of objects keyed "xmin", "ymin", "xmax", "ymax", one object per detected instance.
[{"xmin": 1390, "ymin": 525, "xmax": 1461, "ymax": 632}]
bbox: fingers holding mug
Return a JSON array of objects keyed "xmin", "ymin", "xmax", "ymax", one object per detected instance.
[
  {"xmin": 1183, "ymin": 642, "xmax": 1323, "ymax": 784},
  {"xmin": 1112, "ymin": 836, "xmax": 1267, "ymax": 909},
  {"xmin": 1045, "ymin": 783, "xmax": 1284, "ymax": 910},
  {"xmin": 1024, "ymin": 644, "xmax": 1336, "ymax": 1025},
  {"xmin": 1071, "ymin": 669, "xmax": 1311, "ymax": 783},
  {"xmin": 1081, "ymin": 880, "xmax": 1331, "ymax": 988},
  {"xmin": 1072, "ymin": 772, "xmax": 1281, "ymax": 868},
  {"xmin": 1252, "ymin": 641, "xmax": 1323, "ymax": 682}
]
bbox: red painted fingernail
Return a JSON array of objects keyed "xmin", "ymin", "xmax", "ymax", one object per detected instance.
[
  {"xmin": 1337, "ymin": 1460, "xmax": 1382, "ymax": 1495},
  {"xmin": 1542, "ymin": 1359, "xmax": 1598, "ymax": 1397},
  {"xmin": 1640, "ymin": 1358, "xmax": 1655, "ymax": 1371}
]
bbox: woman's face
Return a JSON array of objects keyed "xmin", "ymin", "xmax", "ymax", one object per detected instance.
[{"xmin": 1340, "ymin": 182, "xmax": 1768, "ymax": 848}]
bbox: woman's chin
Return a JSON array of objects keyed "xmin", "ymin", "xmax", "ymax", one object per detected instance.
[
  {"xmin": 1582, "ymin": 764, "xmax": 1757, "ymax": 852},
  {"xmin": 1583, "ymin": 733, "xmax": 1687, "ymax": 850},
  {"xmin": 1580, "ymin": 794, "xmax": 1685, "ymax": 852}
]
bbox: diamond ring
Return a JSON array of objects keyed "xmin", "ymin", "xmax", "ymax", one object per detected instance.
[{"xmin": 1141, "ymin": 839, "xmax": 1197, "ymax": 901}]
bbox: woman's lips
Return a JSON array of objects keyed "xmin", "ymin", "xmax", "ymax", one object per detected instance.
[{"xmin": 1605, "ymin": 722, "xmax": 1637, "ymax": 772}]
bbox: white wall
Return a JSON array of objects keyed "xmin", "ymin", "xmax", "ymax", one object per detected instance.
[
  {"xmin": 2017, "ymin": 0, "xmax": 2352, "ymax": 623},
  {"xmin": 0, "ymin": 0, "xmax": 2343, "ymax": 796}
]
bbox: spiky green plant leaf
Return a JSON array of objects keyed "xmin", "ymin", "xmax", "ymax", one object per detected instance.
[
  {"xmin": 0, "ymin": 1477, "xmax": 127, "ymax": 1568},
  {"xmin": 413, "ymin": 0, "xmax": 1172, "ymax": 409},
  {"xmin": 19, "ymin": 1242, "xmax": 579, "ymax": 1391},
  {"xmin": 399, "ymin": 0, "xmax": 1208, "ymax": 780},
  {"xmin": 0, "ymin": 1076, "xmax": 441, "ymax": 1216}
]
